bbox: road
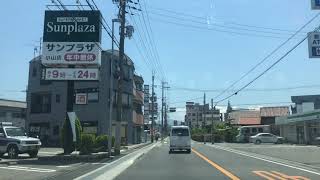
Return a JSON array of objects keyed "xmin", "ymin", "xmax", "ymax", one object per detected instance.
[
  {"xmin": 116, "ymin": 141, "xmax": 320, "ymax": 180},
  {"xmin": 1, "ymin": 142, "xmax": 320, "ymax": 179}
]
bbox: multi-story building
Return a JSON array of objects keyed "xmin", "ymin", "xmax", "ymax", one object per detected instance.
[
  {"xmin": 0, "ymin": 99, "xmax": 26, "ymax": 128},
  {"xmin": 132, "ymin": 75, "xmax": 144, "ymax": 143},
  {"xmin": 185, "ymin": 102, "xmax": 220, "ymax": 128},
  {"xmin": 276, "ymin": 95, "xmax": 320, "ymax": 144},
  {"xmin": 26, "ymin": 50, "xmax": 143, "ymax": 146}
]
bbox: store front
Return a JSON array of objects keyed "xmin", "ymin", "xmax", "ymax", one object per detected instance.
[{"xmin": 276, "ymin": 110, "xmax": 320, "ymax": 144}]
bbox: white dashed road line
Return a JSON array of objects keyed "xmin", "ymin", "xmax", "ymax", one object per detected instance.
[{"xmin": 0, "ymin": 165, "xmax": 56, "ymax": 173}]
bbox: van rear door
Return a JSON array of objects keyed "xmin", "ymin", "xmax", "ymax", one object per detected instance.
[{"xmin": 170, "ymin": 128, "xmax": 190, "ymax": 148}]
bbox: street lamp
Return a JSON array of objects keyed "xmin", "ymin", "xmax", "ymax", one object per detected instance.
[{"xmin": 108, "ymin": 18, "xmax": 121, "ymax": 158}]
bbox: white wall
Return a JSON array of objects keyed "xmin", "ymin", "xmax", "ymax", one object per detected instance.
[{"xmin": 302, "ymin": 102, "xmax": 314, "ymax": 113}]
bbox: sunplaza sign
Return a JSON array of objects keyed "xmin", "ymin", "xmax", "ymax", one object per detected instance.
[{"xmin": 42, "ymin": 10, "xmax": 102, "ymax": 65}]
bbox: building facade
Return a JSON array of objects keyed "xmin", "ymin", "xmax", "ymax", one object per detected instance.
[
  {"xmin": 0, "ymin": 99, "xmax": 26, "ymax": 128},
  {"xmin": 228, "ymin": 110, "xmax": 261, "ymax": 126},
  {"xmin": 185, "ymin": 102, "xmax": 220, "ymax": 128},
  {"xmin": 276, "ymin": 95, "xmax": 320, "ymax": 144},
  {"xmin": 26, "ymin": 50, "xmax": 143, "ymax": 146}
]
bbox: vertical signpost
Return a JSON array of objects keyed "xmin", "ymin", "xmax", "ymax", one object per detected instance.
[{"xmin": 41, "ymin": 10, "xmax": 102, "ymax": 153}]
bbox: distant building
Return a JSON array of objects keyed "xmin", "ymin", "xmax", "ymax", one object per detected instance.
[
  {"xmin": 0, "ymin": 99, "xmax": 26, "ymax": 128},
  {"xmin": 26, "ymin": 50, "xmax": 143, "ymax": 146},
  {"xmin": 228, "ymin": 110, "xmax": 260, "ymax": 126},
  {"xmin": 185, "ymin": 102, "xmax": 220, "ymax": 128},
  {"xmin": 276, "ymin": 95, "xmax": 320, "ymax": 144}
]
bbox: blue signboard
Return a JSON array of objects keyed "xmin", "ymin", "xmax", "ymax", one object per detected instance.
[
  {"xmin": 312, "ymin": 0, "xmax": 320, "ymax": 9},
  {"xmin": 308, "ymin": 32, "xmax": 320, "ymax": 58}
]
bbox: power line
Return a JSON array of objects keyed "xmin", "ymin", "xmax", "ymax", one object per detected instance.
[
  {"xmin": 128, "ymin": 11, "xmax": 160, "ymax": 76},
  {"xmin": 150, "ymin": 17, "xmax": 291, "ymax": 39},
  {"xmin": 215, "ymin": 24, "xmax": 320, "ymax": 105},
  {"xmin": 148, "ymin": 6, "xmax": 309, "ymax": 34},
  {"xmin": 88, "ymin": 0, "xmax": 120, "ymax": 48},
  {"xmin": 148, "ymin": 11, "xmax": 306, "ymax": 37},
  {"xmin": 172, "ymin": 101, "xmax": 293, "ymax": 109},
  {"xmin": 141, "ymin": 0, "xmax": 167, "ymax": 81},
  {"xmin": 136, "ymin": 2, "xmax": 166, "ymax": 80},
  {"xmin": 169, "ymin": 84, "xmax": 320, "ymax": 92},
  {"xmin": 170, "ymin": 96, "xmax": 203, "ymax": 105},
  {"xmin": 212, "ymin": 12, "xmax": 320, "ymax": 101}
]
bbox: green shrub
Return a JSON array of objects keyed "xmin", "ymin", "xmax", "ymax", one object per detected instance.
[
  {"xmin": 95, "ymin": 135, "xmax": 108, "ymax": 151},
  {"xmin": 80, "ymin": 134, "xmax": 95, "ymax": 155},
  {"xmin": 61, "ymin": 117, "xmax": 82, "ymax": 154}
]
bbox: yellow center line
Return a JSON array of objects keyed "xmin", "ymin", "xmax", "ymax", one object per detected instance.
[
  {"xmin": 271, "ymin": 171, "xmax": 310, "ymax": 180},
  {"xmin": 253, "ymin": 171, "xmax": 286, "ymax": 180},
  {"xmin": 192, "ymin": 148, "xmax": 240, "ymax": 180}
]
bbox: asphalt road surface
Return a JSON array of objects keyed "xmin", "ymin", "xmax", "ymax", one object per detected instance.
[{"xmin": 116, "ymin": 141, "xmax": 320, "ymax": 180}]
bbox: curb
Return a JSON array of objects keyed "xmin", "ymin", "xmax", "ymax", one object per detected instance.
[{"xmin": 38, "ymin": 153, "xmax": 110, "ymax": 163}]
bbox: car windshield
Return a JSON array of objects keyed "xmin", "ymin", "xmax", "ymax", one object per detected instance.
[
  {"xmin": 2, "ymin": 1, "xmax": 320, "ymax": 179},
  {"xmin": 172, "ymin": 128, "xmax": 189, "ymax": 136},
  {"xmin": 5, "ymin": 127, "xmax": 26, "ymax": 137}
]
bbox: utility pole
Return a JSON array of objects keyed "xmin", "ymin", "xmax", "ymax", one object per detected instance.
[
  {"xmin": 164, "ymin": 104, "xmax": 168, "ymax": 135},
  {"xmin": 151, "ymin": 73, "xmax": 155, "ymax": 143},
  {"xmin": 203, "ymin": 92, "xmax": 206, "ymax": 144},
  {"xmin": 211, "ymin": 98, "xmax": 214, "ymax": 144},
  {"xmin": 115, "ymin": 0, "xmax": 126, "ymax": 155},
  {"xmin": 161, "ymin": 81, "xmax": 164, "ymax": 140},
  {"xmin": 108, "ymin": 18, "xmax": 120, "ymax": 157}
]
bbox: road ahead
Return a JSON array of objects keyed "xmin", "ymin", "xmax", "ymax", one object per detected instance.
[{"xmin": 116, "ymin": 141, "xmax": 320, "ymax": 180}]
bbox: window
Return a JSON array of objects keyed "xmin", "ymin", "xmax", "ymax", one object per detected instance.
[
  {"xmin": 88, "ymin": 92, "xmax": 99, "ymax": 102},
  {"xmin": 12, "ymin": 112, "xmax": 22, "ymax": 118},
  {"xmin": 192, "ymin": 113, "xmax": 196, "ymax": 116},
  {"xmin": 252, "ymin": 128, "xmax": 257, "ymax": 133},
  {"xmin": 53, "ymin": 126, "xmax": 59, "ymax": 136},
  {"xmin": 31, "ymin": 93, "xmax": 51, "ymax": 113},
  {"xmin": 32, "ymin": 66, "xmax": 37, "ymax": 77},
  {"xmin": 172, "ymin": 128, "xmax": 189, "ymax": 136},
  {"xmin": 244, "ymin": 128, "xmax": 250, "ymax": 134},
  {"xmin": 56, "ymin": 94, "xmax": 60, "ymax": 103},
  {"xmin": 258, "ymin": 128, "xmax": 263, "ymax": 133},
  {"xmin": 0, "ymin": 112, "xmax": 6, "ymax": 117},
  {"xmin": 136, "ymin": 105, "xmax": 142, "ymax": 114},
  {"xmin": 261, "ymin": 134, "xmax": 272, "ymax": 137}
]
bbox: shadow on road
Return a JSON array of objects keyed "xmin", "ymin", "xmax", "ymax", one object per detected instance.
[{"xmin": 169, "ymin": 150, "xmax": 191, "ymax": 154}]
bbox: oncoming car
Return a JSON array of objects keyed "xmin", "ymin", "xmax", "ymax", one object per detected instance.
[
  {"xmin": 169, "ymin": 126, "xmax": 191, "ymax": 153},
  {"xmin": 0, "ymin": 122, "xmax": 41, "ymax": 159},
  {"xmin": 250, "ymin": 133, "xmax": 284, "ymax": 144}
]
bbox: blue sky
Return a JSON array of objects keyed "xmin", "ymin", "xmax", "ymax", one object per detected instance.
[{"xmin": 1, "ymin": 0, "xmax": 320, "ymax": 123}]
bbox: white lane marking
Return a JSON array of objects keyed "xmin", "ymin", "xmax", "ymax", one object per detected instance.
[
  {"xmin": 39, "ymin": 151, "xmax": 63, "ymax": 155},
  {"xmin": 0, "ymin": 166, "xmax": 56, "ymax": 173},
  {"xmin": 56, "ymin": 165, "xmax": 71, "ymax": 168},
  {"xmin": 91, "ymin": 163, "xmax": 108, "ymax": 165},
  {"xmin": 211, "ymin": 145, "xmax": 320, "ymax": 176},
  {"xmin": 74, "ymin": 143, "xmax": 159, "ymax": 180}
]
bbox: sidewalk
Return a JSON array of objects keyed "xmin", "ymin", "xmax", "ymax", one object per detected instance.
[{"xmin": 0, "ymin": 142, "xmax": 151, "ymax": 165}]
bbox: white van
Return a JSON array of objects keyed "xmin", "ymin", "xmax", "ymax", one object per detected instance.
[{"xmin": 169, "ymin": 126, "xmax": 191, "ymax": 153}]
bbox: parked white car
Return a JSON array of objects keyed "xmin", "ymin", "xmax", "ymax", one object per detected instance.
[{"xmin": 250, "ymin": 133, "xmax": 284, "ymax": 144}]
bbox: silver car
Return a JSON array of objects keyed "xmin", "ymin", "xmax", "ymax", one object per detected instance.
[
  {"xmin": 250, "ymin": 133, "xmax": 284, "ymax": 144},
  {"xmin": 0, "ymin": 122, "xmax": 41, "ymax": 159}
]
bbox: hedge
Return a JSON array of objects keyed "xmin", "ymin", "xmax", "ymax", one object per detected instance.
[{"xmin": 80, "ymin": 134, "xmax": 95, "ymax": 155}]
